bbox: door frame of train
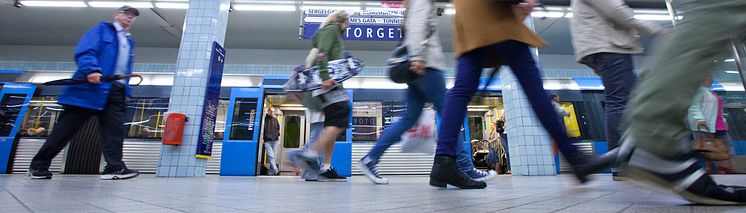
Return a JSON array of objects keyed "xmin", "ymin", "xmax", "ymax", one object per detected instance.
[
  {"xmin": 458, "ymin": 77, "xmax": 502, "ymax": 163},
  {"xmin": 0, "ymin": 82, "xmax": 36, "ymax": 174},
  {"xmin": 220, "ymin": 87, "xmax": 264, "ymax": 176}
]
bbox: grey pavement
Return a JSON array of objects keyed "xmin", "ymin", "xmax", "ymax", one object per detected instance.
[{"xmin": 1, "ymin": 174, "xmax": 744, "ymax": 213}]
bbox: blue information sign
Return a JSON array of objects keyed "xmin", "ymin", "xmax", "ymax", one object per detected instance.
[
  {"xmin": 196, "ymin": 42, "xmax": 225, "ymax": 158},
  {"xmin": 301, "ymin": 9, "xmax": 404, "ymax": 41}
]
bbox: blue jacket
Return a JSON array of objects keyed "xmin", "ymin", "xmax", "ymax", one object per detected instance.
[{"xmin": 58, "ymin": 21, "xmax": 134, "ymax": 110}]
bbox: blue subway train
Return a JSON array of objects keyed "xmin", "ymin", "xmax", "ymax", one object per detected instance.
[{"xmin": 2, "ymin": 70, "xmax": 745, "ymax": 176}]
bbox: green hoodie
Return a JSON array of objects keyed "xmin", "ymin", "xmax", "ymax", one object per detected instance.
[{"xmin": 312, "ymin": 23, "xmax": 345, "ymax": 80}]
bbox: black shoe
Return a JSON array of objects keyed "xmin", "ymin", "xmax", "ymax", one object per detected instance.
[
  {"xmin": 619, "ymin": 138, "xmax": 746, "ymax": 205},
  {"xmin": 100, "ymin": 168, "xmax": 139, "ymax": 180},
  {"xmin": 565, "ymin": 148, "xmax": 617, "ymax": 184},
  {"xmin": 319, "ymin": 167, "xmax": 348, "ymax": 182},
  {"xmin": 429, "ymin": 156, "xmax": 486, "ymax": 189},
  {"xmin": 27, "ymin": 169, "xmax": 52, "ymax": 179}
]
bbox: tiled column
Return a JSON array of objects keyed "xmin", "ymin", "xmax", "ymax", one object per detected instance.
[
  {"xmin": 156, "ymin": 0, "xmax": 230, "ymax": 177},
  {"xmin": 500, "ymin": 17, "xmax": 556, "ymax": 176},
  {"xmin": 501, "ymin": 70, "xmax": 556, "ymax": 176}
]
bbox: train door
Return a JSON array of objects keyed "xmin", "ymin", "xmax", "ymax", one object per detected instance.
[
  {"xmin": 259, "ymin": 92, "xmax": 310, "ymax": 176},
  {"xmin": 0, "ymin": 83, "xmax": 36, "ymax": 173},
  {"xmin": 220, "ymin": 88, "xmax": 264, "ymax": 176},
  {"xmin": 465, "ymin": 95, "xmax": 504, "ymax": 171}
]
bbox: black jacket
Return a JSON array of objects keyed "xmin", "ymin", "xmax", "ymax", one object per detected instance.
[{"xmin": 263, "ymin": 115, "xmax": 280, "ymax": 141}]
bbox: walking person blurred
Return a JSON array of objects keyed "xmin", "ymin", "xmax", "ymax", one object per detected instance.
[
  {"xmin": 287, "ymin": 10, "xmax": 352, "ymax": 182},
  {"xmin": 429, "ymin": 0, "xmax": 610, "ymax": 189},
  {"xmin": 28, "ymin": 6, "xmax": 141, "ymax": 180},
  {"xmin": 569, "ymin": 0, "xmax": 666, "ymax": 181},
  {"xmin": 618, "ymin": 0, "xmax": 746, "ymax": 205},
  {"xmin": 357, "ymin": 0, "xmax": 496, "ymax": 185}
]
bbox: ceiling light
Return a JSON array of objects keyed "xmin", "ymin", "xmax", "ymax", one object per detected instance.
[
  {"xmin": 634, "ymin": 14, "xmax": 679, "ymax": 21},
  {"xmin": 155, "ymin": 2, "xmax": 188, "ymax": 9},
  {"xmin": 726, "ymin": 70, "xmax": 740, "ymax": 74},
  {"xmin": 302, "ymin": 1, "xmax": 362, "ymax": 5},
  {"xmin": 532, "ymin": 11, "xmax": 565, "ymax": 18},
  {"xmin": 725, "ymin": 59, "xmax": 736, "ymax": 62},
  {"xmin": 20, "ymin": 1, "xmax": 87, "ymax": 7},
  {"xmin": 233, "ymin": 4, "xmax": 296, "ymax": 11},
  {"xmin": 88, "ymin": 1, "xmax": 154, "ymax": 8},
  {"xmin": 301, "ymin": 5, "xmax": 360, "ymax": 12}
]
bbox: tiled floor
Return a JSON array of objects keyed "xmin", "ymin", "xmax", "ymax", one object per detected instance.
[{"xmin": 0, "ymin": 174, "xmax": 744, "ymax": 213}]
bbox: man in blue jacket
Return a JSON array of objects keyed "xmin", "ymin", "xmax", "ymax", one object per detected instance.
[{"xmin": 28, "ymin": 6, "xmax": 140, "ymax": 180}]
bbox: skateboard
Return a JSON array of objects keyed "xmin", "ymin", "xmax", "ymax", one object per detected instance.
[{"xmin": 284, "ymin": 56, "xmax": 364, "ymax": 92}]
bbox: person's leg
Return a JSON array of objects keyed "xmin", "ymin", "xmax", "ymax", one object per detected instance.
[
  {"xmin": 314, "ymin": 101, "xmax": 350, "ymax": 181},
  {"xmin": 264, "ymin": 141, "xmax": 278, "ymax": 174},
  {"xmin": 364, "ymin": 86, "xmax": 425, "ymax": 163},
  {"xmin": 621, "ymin": 0, "xmax": 746, "ymax": 205},
  {"xmin": 98, "ymin": 84, "xmax": 138, "ymax": 180},
  {"xmin": 29, "ymin": 105, "xmax": 92, "ymax": 178},
  {"xmin": 434, "ymin": 51, "xmax": 484, "ymax": 158},
  {"xmin": 493, "ymin": 41, "xmax": 578, "ymax": 157},
  {"xmin": 581, "ymin": 53, "xmax": 636, "ymax": 177},
  {"xmin": 300, "ymin": 121, "xmax": 324, "ymax": 180},
  {"xmin": 495, "ymin": 40, "xmax": 609, "ymax": 183},
  {"xmin": 430, "ymin": 48, "xmax": 487, "ymax": 189}
]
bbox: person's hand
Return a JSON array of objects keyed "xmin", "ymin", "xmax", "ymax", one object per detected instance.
[
  {"xmin": 656, "ymin": 28, "xmax": 669, "ymax": 37},
  {"xmin": 410, "ymin": 60, "xmax": 426, "ymax": 76},
  {"xmin": 87, "ymin": 72, "xmax": 102, "ymax": 84},
  {"xmin": 516, "ymin": 0, "xmax": 537, "ymax": 17},
  {"xmin": 697, "ymin": 121, "xmax": 706, "ymax": 127},
  {"xmin": 321, "ymin": 79, "xmax": 337, "ymax": 90}
]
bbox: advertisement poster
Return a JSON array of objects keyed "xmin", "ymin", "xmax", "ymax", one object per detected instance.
[{"xmin": 196, "ymin": 42, "xmax": 225, "ymax": 159}]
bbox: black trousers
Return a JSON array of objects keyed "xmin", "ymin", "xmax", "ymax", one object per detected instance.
[{"xmin": 30, "ymin": 84, "xmax": 128, "ymax": 171}]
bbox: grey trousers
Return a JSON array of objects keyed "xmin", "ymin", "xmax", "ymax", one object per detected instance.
[{"xmin": 625, "ymin": 0, "xmax": 746, "ymax": 158}]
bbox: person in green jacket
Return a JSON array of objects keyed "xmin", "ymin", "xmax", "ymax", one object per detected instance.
[{"xmin": 288, "ymin": 10, "xmax": 351, "ymax": 181}]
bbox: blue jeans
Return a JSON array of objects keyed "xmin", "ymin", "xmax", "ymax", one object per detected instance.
[
  {"xmin": 300, "ymin": 122, "xmax": 324, "ymax": 179},
  {"xmin": 436, "ymin": 40, "xmax": 579, "ymax": 158},
  {"xmin": 364, "ymin": 69, "xmax": 477, "ymax": 172},
  {"xmin": 581, "ymin": 53, "xmax": 636, "ymax": 152},
  {"xmin": 264, "ymin": 140, "xmax": 279, "ymax": 174}
]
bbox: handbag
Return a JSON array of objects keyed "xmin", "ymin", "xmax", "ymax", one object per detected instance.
[
  {"xmin": 387, "ymin": 1, "xmax": 436, "ymax": 84},
  {"xmin": 692, "ymin": 131, "xmax": 730, "ymax": 161}
]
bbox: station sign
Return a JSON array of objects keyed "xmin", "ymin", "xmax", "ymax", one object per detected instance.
[{"xmin": 301, "ymin": 9, "xmax": 404, "ymax": 41}]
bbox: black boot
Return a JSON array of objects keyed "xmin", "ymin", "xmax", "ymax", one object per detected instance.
[
  {"xmin": 565, "ymin": 148, "xmax": 617, "ymax": 184},
  {"xmin": 429, "ymin": 155, "xmax": 487, "ymax": 189}
]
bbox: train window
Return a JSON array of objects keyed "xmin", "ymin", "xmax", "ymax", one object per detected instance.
[
  {"xmin": 126, "ymin": 97, "xmax": 169, "ymax": 139},
  {"xmin": 19, "ymin": 97, "xmax": 61, "ymax": 138},
  {"xmin": 282, "ymin": 116, "xmax": 301, "ymax": 148},
  {"xmin": 124, "ymin": 98, "xmax": 229, "ymax": 140},
  {"xmin": 0, "ymin": 93, "xmax": 29, "ymax": 136},
  {"xmin": 229, "ymin": 98, "xmax": 259, "ymax": 141},
  {"xmin": 352, "ymin": 102, "xmax": 382, "ymax": 142}
]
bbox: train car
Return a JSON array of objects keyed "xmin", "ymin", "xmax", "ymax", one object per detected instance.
[{"xmin": 3, "ymin": 70, "xmax": 745, "ymax": 176}]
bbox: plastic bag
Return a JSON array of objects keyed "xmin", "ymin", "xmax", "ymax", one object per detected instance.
[{"xmin": 400, "ymin": 110, "xmax": 436, "ymax": 154}]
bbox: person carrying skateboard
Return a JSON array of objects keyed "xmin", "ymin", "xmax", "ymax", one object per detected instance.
[{"xmin": 287, "ymin": 10, "xmax": 351, "ymax": 181}]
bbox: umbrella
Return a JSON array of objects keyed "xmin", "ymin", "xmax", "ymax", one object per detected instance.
[{"xmin": 43, "ymin": 74, "xmax": 143, "ymax": 86}]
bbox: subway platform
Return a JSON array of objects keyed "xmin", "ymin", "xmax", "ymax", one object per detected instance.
[{"xmin": 1, "ymin": 174, "xmax": 744, "ymax": 213}]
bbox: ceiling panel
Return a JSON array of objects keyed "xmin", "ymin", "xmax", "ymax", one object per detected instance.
[{"xmin": 0, "ymin": 0, "xmax": 671, "ymax": 55}]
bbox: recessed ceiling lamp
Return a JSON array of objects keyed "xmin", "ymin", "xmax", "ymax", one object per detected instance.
[
  {"xmin": 232, "ymin": 4, "xmax": 296, "ymax": 11},
  {"xmin": 19, "ymin": 1, "xmax": 87, "ymax": 7},
  {"xmin": 88, "ymin": 1, "xmax": 154, "ymax": 8}
]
